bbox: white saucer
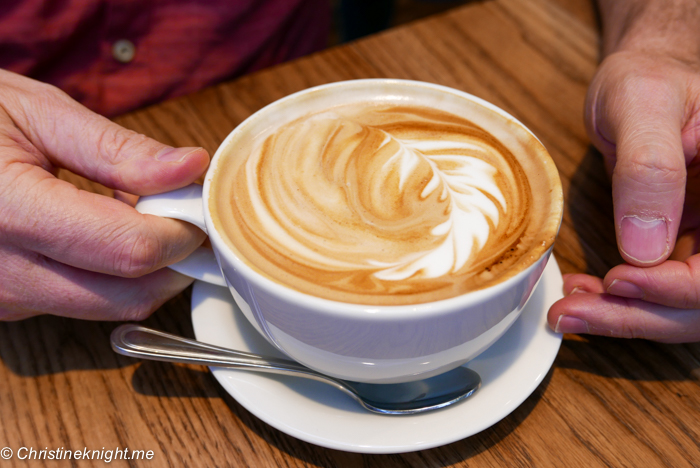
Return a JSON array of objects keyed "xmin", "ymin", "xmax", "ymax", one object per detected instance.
[{"xmin": 191, "ymin": 258, "xmax": 564, "ymax": 454}]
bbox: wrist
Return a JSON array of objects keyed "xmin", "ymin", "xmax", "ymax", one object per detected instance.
[{"xmin": 600, "ymin": 0, "xmax": 700, "ymax": 62}]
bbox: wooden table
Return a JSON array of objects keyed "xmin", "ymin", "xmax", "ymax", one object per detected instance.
[{"xmin": 4, "ymin": 0, "xmax": 700, "ymax": 466}]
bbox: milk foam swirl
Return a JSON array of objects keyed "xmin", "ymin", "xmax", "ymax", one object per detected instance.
[
  {"xmin": 213, "ymin": 104, "xmax": 534, "ymax": 304},
  {"xmin": 368, "ymin": 136, "xmax": 505, "ymax": 280}
]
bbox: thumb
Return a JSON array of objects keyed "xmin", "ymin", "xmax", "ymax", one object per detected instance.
[
  {"xmin": 589, "ymin": 62, "xmax": 687, "ymax": 266},
  {"xmin": 4, "ymin": 70, "xmax": 209, "ymax": 195}
]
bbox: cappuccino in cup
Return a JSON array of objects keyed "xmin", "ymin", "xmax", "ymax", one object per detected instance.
[
  {"xmin": 209, "ymin": 87, "xmax": 558, "ymax": 306},
  {"xmin": 137, "ymin": 79, "xmax": 562, "ymax": 383}
]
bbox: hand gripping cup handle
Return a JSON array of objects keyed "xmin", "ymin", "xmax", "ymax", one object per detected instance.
[{"xmin": 135, "ymin": 184, "xmax": 227, "ymax": 287}]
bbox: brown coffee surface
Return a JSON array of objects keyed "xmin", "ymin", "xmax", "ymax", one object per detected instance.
[{"xmin": 210, "ymin": 102, "xmax": 559, "ymax": 305}]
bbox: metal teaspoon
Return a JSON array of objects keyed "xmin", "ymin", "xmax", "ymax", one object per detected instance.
[{"xmin": 110, "ymin": 324, "xmax": 481, "ymax": 415}]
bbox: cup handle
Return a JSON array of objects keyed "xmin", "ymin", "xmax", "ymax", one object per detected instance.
[{"xmin": 135, "ymin": 184, "xmax": 227, "ymax": 287}]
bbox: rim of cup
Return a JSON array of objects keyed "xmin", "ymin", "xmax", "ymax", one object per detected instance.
[{"xmin": 202, "ymin": 78, "xmax": 563, "ymax": 318}]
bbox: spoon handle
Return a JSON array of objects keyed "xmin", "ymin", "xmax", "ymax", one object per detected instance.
[
  {"xmin": 110, "ymin": 324, "xmax": 481, "ymax": 415},
  {"xmin": 110, "ymin": 324, "xmax": 310, "ymax": 373}
]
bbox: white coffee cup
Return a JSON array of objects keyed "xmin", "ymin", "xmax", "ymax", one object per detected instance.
[{"xmin": 137, "ymin": 79, "xmax": 563, "ymax": 384}]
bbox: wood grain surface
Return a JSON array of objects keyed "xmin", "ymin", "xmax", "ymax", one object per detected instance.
[{"xmin": 4, "ymin": 0, "xmax": 700, "ymax": 466}]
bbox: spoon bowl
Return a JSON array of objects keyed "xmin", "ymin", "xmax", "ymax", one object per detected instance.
[{"xmin": 110, "ymin": 324, "xmax": 481, "ymax": 415}]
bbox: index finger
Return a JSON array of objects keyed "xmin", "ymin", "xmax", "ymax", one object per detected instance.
[
  {"xmin": 1, "ymin": 70, "xmax": 209, "ymax": 195},
  {"xmin": 548, "ymin": 291, "xmax": 700, "ymax": 343},
  {"xmin": 602, "ymin": 255, "xmax": 700, "ymax": 310}
]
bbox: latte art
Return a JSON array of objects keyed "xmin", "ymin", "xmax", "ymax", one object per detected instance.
[
  {"xmin": 370, "ymin": 136, "xmax": 506, "ymax": 281},
  {"xmin": 212, "ymin": 103, "xmax": 540, "ymax": 305}
]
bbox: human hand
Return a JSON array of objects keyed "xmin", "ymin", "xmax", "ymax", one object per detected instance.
[
  {"xmin": 548, "ymin": 50, "xmax": 700, "ymax": 342},
  {"xmin": 0, "ymin": 70, "xmax": 209, "ymax": 321}
]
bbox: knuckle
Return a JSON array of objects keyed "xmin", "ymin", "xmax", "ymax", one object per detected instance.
[
  {"xmin": 619, "ymin": 323, "xmax": 647, "ymax": 340},
  {"xmin": 603, "ymin": 299, "xmax": 651, "ymax": 340},
  {"xmin": 111, "ymin": 229, "xmax": 164, "ymax": 278},
  {"xmin": 618, "ymin": 72, "xmax": 672, "ymax": 97},
  {"xmin": 95, "ymin": 126, "xmax": 129, "ymax": 164},
  {"xmin": 12, "ymin": 77, "xmax": 61, "ymax": 109},
  {"xmin": 676, "ymin": 276, "xmax": 700, "ymax": 308},
  {"xmin": 626, "ymin": 156, "xmax": 682, "ymax": 176},
  {"xmin": 94, "ymin": 125, "xmax": 149, "ymax": 164},
  {"xmin": 643, "ymin": 260, "xmax": 700, "ymax": 309},
  {"xmin": 93, "ymin": 126, "xmax": 154, "ymax": 188},
  {"xmin": 680, "ymin": 292, "xmax": 698, "ymax": 309},
  {"xmin": 26, "ymin": 82, "xmax": 70, "ymax": 124},
  {"xmin": 617, "ymin": 314, "xmax": 650, "ymax": 340},
  {"xmin": 615, "ymin": 156, "xmax": 685, "ymax": 189},
  {"xmin": 601, "ymin": 55, "xmax": 679, "ymax": 101}
]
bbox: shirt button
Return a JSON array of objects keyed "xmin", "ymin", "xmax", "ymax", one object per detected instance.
[{"xmin": 112, "ymin": 39, "xmax": 136, "ymax": 63}]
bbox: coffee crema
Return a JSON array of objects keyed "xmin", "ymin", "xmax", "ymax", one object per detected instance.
[{"xmin": 211, "ymin": 102, "xmax": 554, "ymax": 305}]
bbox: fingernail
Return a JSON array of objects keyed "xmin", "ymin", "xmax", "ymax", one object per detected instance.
[
  {"xmin": 554, "ymin": 315, "xmax": 589, "ymax": 334},
  {"xmin": 619, "ymin": 216, "xmax": 668, "ymax": 263},
  {"xmin": 607, "ymin": 279, "xmax": 644, "ymax": 299},
  {"xmin": 156, "ymin": 146, "xmax": 203, "ymax": 163},
  {"xmin": 568, "ymin": 286, "xmax": 586, "ymax": 295}
]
